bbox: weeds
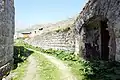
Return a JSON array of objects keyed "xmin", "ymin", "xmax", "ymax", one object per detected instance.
[
  {"xmin": 19, "ymin": 40, "xmax": 120, "ymax": 80},
  {"xmin": 13, "ymin": 40, "xmax": 60, "ymax": 80}
]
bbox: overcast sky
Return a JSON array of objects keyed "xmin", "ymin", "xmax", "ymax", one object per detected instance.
[{"xmin": 15, "ymin": 0, "xmax": 88, "ymax": 30}]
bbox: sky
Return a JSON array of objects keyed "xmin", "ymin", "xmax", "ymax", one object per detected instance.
[{"xmin": 15, "ymin": 0, "xmax": 88, "ymax": 30}]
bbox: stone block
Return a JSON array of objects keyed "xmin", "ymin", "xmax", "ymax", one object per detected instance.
[{"xmin": 0, "ymin": 0, "xmax": 14, "ymax": 78}]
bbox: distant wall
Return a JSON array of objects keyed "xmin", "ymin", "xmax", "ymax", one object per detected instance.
[
  {"xmin": 0, "ymin": 0, "xmax": 15, "ymax": 79},
  {"xmin": 27, "ymin": 29, "xmax": 75, "ymax": 52},
  {"xmin": 26, "ymin": 0, "xmax": 120, "ymax": 62}
]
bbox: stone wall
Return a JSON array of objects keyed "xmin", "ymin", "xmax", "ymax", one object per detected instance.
[
  {"xmin": 74, "ymin": 0, "xmax": 120, "ymax": 61},
  {"xmin": 27, "ymin": 29, "xmax": 75, "ymax": 52},
  {"xmin": 25, "ymin": 0, "xmax": 120, "ymax": 61},
  {"xmin": 0, "ymin": 0, "xmax": 14, "ymax": 79}
]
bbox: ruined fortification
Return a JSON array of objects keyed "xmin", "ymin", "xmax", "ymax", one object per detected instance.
[
  {"xmin": 0, "ymin": 0, "xmax": 14, "ymax": 79},
  {"xmin": 26, "ymin": 18, "xmax": 76, "ymax": 52},
  {"xmin": 26, "ymin": 0, "xmax": 120, "ymax": 61},
  {"xmin": 27, "ymin": 28, "xmax": 75, "ymax": 52},
  {"xmin": 74, "ymin": 0, "xmax": 120, "ymax": 61}
]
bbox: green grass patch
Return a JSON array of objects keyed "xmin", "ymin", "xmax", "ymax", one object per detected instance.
[
  {"xmin": 11, "ymin": 60, "xmax": 28, "ymax": 80},
  {"xmin": 15, "ymin": 40, "xmax": 84, "ymax": 79},
  {"xmin": 12, "ymin": 40, "xmax": 60, "ymax": 80},
  {"xmin": 42, "ymin": 49, "xmax": 120, "ymax": 80},
  {"xmin": 11, "ymin": 40, "xmax": 33, "ymax": 80},
  {"xmin": 16, "ymin": 40, "xmax": 120, "ymax": 80},
  {"xmin": 40, "ymin": 49, "xmax": 86, "ymax": 80},
  {"xmin": 32, "ymin": 52, "xmax": 60, "ymax": 80}
]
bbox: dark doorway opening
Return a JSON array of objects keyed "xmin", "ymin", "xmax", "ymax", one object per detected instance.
[
  {"xmin": 84, "ymin": 21, "xmax": 100, "ymax": 59},
  {"xmin": 83, "ymin": 17, "xmax": 110, "ymax": 60},
  {"xmin": 101, "ymin": 21, "xmax": 110, "ymax": 60}
]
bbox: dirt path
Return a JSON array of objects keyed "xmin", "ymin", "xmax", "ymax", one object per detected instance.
[
  {"xmin": 23, "ymin": 56, "xmax": 37, "ymax": 80},
  {"xmin": 26, "ymin": 48, "xmax": 77, "ymax": 80},
  {"xmin": 29, "ymin": 49, "xmax": 77, "ymax": 80},
  {"xmin": 41, "ymin": 53, "xmax": 77, "ymax": 80}
]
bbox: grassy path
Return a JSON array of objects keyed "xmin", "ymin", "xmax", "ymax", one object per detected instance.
[
  {"xmin": 23, "ymin": 56, "xmax": 37, "ymax": 80},
  {"xmin": 29, "ymin": 49, "xmax": 77, "ymax": 80},
  {"xmin": 12, "ymin": 40, "xmax": 78, "ymax": 80},
  {"xmin": 42, "ymin": 53, "xmax": 77, "ymax": 80},
  {"xmin": 12, "ymin": 40, "xmax": 120, "ymax": 80},
  {"xmin": 12, "ymin": 50, "xmax": 61, "ymax": 80},
  {"xmin": 32, "ymin": 51, "xmax": 60, "ymax": 80}
]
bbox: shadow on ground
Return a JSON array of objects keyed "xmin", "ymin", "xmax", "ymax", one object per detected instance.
[
  {"xmin": 13, "ymin": 46, "xmax": 34, "ymax": 69},
  {"xmin": 79, "ymin": 60, "xmax": 120, "ymax": 80}
]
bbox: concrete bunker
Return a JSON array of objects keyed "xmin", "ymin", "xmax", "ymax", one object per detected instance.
[{"xmin": 83, "ymin": 17, "xmax": 110, "ymax": 60}]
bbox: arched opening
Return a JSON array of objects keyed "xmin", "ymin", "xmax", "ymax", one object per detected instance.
[{"xmin": 84, "ymin": 17, "xmax": 110, "ymax": 60}]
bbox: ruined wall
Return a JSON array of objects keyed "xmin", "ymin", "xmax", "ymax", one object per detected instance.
[
  {"xmin": 24, "ymin": 0, "xmax": 120, "ymax": 61},
  {"xmin": 27, "ymin": 29, "xmax": 75, "ymax": 52},
  {"xmin": 74, "ymin": 0, "xmax": 120, "ymax": 61},
  {"xmin": 0, "ymin": 0, "xmax": 14, "ymax": 79}
]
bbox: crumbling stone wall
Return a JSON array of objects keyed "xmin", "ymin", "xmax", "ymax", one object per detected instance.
[
  {"xmin": 27, "ymin": 29, "xmax": 75, "ymax": 52},
  {"xmin": 0, "ymin": 0, "xmax": 14, "ymax": 79},
  {"xmin": 74, "ymin": 0, "xmax": 120, "ymax": 61}
]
